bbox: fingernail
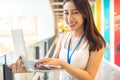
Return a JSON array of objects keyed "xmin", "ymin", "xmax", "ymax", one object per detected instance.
[
  {"xmin": 19, "ymin": 56, "xmax": 22, "ymax": 59},
  {"xmin": 7, "ymin": 65, "xmax": 13, "ymax": 69}
]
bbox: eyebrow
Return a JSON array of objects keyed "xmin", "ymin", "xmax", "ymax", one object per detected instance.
[{"xmin": 63, "ymin": 9, "xmax": 78, "ymax": 12}]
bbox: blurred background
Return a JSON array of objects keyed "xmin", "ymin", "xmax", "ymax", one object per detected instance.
[{"xmin": 0, "ymin": 0, "xmax": 120, "ymax": 80}]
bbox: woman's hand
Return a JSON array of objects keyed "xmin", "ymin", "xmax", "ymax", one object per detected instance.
[
  {"xmin": 34, "ymin": 58, "xmax": 62, "ymax": 67},
  {"xmin": 8, "ymin": 56, "xmax": 27, "ymax": 73}
]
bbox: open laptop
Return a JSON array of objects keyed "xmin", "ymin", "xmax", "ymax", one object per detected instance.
[{"xmin": 11, "ymin": 29, "xmax": 62, "ymax": 72}]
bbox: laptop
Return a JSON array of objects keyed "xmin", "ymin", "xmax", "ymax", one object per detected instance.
[{"xmin": 11, "ymin": 29, "xmax": 62, "ymax": 72}]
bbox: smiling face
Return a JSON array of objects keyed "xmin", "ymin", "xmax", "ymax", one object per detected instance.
[{"xmin": 63, "ymin": 1, "xmax": 84, "ymax": 32}]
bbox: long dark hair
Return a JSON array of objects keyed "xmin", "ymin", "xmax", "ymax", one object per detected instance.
[{"xmin": 63, "ymin": 0, "xmax": 106, "ymax": 52}]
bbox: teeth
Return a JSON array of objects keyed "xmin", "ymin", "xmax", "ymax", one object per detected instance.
[{"xmin": 69, "ymin": 22, "xmax": 76, "ymax": 26}]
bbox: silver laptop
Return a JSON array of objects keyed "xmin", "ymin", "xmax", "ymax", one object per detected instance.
[{"xmin": 11, "ymin": 29, "xmax": 62, "ymax": 72}]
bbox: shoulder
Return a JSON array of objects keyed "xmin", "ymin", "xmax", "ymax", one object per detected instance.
[
  {"xmin": 59, "ymin": 32, "xmax": 71, "ymax": 43},
  {"xmin": 86, "ymin": 46, "xmax": 104, "ymax": 78}
]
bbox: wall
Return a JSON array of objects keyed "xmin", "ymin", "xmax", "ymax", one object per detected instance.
[{"xmin": 0, "ymin": 0, "xmax": 55, "ymax": 55}]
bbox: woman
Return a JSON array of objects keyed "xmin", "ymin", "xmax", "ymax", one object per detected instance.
[
  {"xmin": 34, "ymin": 0, "xmax": 106, "ymax": 80},
  {"xmin": 11, "ymin": 0, "xmax": 106, "ymax": 80}
]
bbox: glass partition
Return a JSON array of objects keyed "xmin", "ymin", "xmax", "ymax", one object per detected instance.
[
  {"xmin": 0, "ymin": 35, "xmax": 55, "ymax": 80},
  {"xmin": 0, "ymin": 55, "xmax": 5, "ymax": 65},
  {"xmin": 0, "ymin": 66, "xmax": 3, "ymax": 80}
]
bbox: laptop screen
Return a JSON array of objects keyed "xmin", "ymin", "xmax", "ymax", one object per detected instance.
[{"xmin": 11, "ymin": 29, "xmax": 27, "ymax": 58}]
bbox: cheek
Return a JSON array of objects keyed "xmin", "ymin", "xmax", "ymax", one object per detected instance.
[
  {"xmin": 76, "ymin": 17, "xmax": 84, "ymax": 24},
  {"xmin": 64, "ymin": 17, "xmax": 68, "ymax": 23}
]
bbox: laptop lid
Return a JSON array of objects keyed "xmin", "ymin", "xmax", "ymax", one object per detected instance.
[
  {"xmin": 11, "ymin": 29, "xmax": 27, "ymax": 57},
  {"xmin": 11, "ymin": 29, "xmax": 63, "ymax": 72},
  {"xmin": 11, "ymin": 29, "xmax": 31, "ymax": 70}
]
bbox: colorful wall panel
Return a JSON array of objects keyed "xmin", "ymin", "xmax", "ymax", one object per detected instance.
[
  {"xmin": 91, "ymin": 4, "xmax": 95, "ymax": 17},
  {"xmin": 114, "ymin": 0, "xmax": 120, "ymax": 66},
  {"xmin": 103, "ymin": 0, "xmax": 111, "ymax": 61},
  {"xmin": 96, "ymin": 0, "xmax": 101, "ymax": 32},
  {"xmin": 90, "ymin": 0, "xmax": 111, "ymax": 61}
]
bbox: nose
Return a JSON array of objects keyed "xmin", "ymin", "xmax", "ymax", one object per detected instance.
[{"xmin": 68, "ymin": 13, "xmax": 74, "ymax": 23}]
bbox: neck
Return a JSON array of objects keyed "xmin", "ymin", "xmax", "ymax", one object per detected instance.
[
  {"xmin": 71, "ymin": 25, "xmax": 84, "ymax": 38},
  {"xmin": 72, "ymin": 30, "xmax": 84, "ymax": 38}
]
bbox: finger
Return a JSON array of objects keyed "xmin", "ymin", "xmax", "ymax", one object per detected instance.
[
  {"xmin": 19, "ymin": 56, "xmax": 22, "ymax": 59},
  {"xmin": 34, "ymin": 60, "xmax": 47, "ymax": 67},
  {"xmin": 7, "ymin": 64, "xmax": 13, "ymax": 69},
  {"xmin": 15, "ymin": 56, "xmax": 22, "ymax": 64},
  {"xmin": 19, "ymin": 59, "xmax": 23, "ymax": 66},
  {"xmin": 34, "ymin": 62, "xmax": 42, "ymax": 67},
  {"xmin": 40, "ymin": 58, "xmax": 49, "ymax": 62},
  {"xmin": 16, "ymin": 61, "xmax": 21, "ymax": 73},
  {"xmin": 34, "ymin": 58, "xmax": 50, "ymax": 67},
  {"xmin": 16, "ymin": 56, "xmax": 21, "ymax": 61},
  {"xmin": 12, "ymin": 63, "xmax": 17, "ymax": 73}
]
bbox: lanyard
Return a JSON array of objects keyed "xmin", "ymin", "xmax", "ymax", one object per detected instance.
[{"xmin": 67, "ymin": 34, "xmax": 84, "ymax": 64}]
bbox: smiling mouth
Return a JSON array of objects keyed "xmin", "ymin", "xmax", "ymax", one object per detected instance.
[{"xmin": 68, "ymin": 22, "xmax": 77, "ymax": 27}]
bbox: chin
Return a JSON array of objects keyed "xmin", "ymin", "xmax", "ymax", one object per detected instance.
[
  {"xmin": 69, "ymin": 26, "xmax": 76, "ymax": 30},
  {"xmin": 69, "ymin": 28, "xmax": 75, "ymax": 31}
]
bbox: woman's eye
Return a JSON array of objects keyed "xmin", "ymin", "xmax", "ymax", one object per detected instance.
[
  {"xmin": 72, "ymin": 11, "xmax": 79, "ymax": 14},
  {"xmin": 64, "ymin": 12, "xmax": 69, "ymax": 15}
]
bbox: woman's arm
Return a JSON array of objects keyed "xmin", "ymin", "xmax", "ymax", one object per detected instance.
[
  {"xmin": 34, "ymin": 46, "xmax": 104, "ymax": 80},
  {"xmin": 34, "ymin": 34, "xmax": 104, "ymax": 80},
  {"xmin": 52, "ymin": 33, "xmax": 65, "ymax": 58},
  {"xmin": 8, "ymin": 56, "xmax": 28, "ymax": 73},
  {"xmin": 59, "ymin": 47, "xmax": 104, "ymax": 80}
]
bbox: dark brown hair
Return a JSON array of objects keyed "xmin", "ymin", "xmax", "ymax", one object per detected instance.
[{"xmin": 63, "ymin": 0, "xmax": 106, "ymax": 52}]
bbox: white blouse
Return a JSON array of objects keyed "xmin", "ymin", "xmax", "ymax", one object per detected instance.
[{"xmin": 59, "ymin": 33, "xmax": 90, "ymax": 80}]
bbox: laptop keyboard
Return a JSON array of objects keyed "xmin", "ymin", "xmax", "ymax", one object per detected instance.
[
  {"xmin": 29, "ymin": 60, "xmax": 50, "ymax": 70},
  {"xmin": 35, "ymin": 65, "xmax": 50, "ymax": 70},
  {"xmin": 29, "ymin": 60, "xmax": 62, "ymax": 71}
]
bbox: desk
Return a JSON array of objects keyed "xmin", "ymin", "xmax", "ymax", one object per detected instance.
[
  {"xmin": 33, "ymin": 72, "xmax": 40, "ymax": 80},
  {"xmin": 0, "ymin": 64, "xmax": 3, "ymax": 80},
  {"xmin": 32, "ymin": 68, "xmax": 64, "ymax": 80},
  {"xmin": 0, "ymin": 36, "xmax": 56, "ymax": 80}
]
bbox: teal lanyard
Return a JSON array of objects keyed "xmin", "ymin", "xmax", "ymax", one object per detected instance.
[{"xmin": 67, "ymin": 34, "xmax": 84, "ymax": 64}]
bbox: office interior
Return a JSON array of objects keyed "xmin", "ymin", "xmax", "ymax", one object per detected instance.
[{"xmin": 0, "ymin": 0, "xmax": 120, "ymax": 80}]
